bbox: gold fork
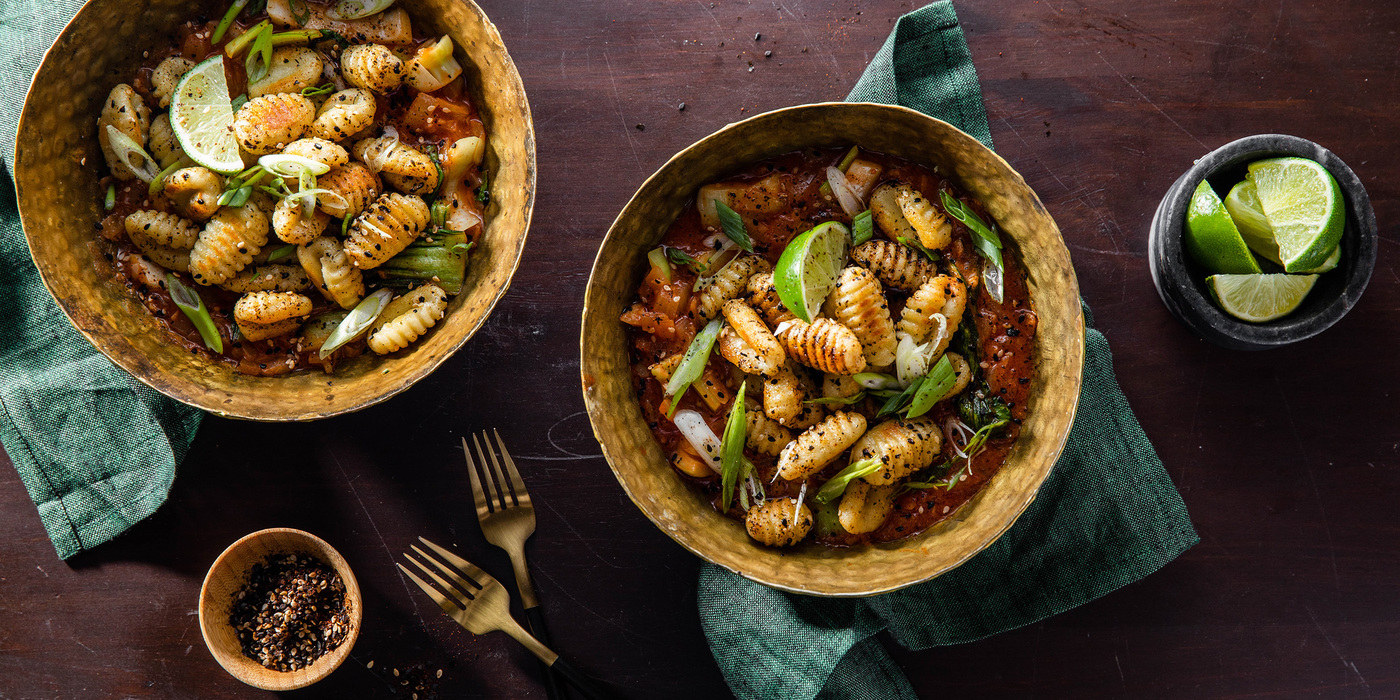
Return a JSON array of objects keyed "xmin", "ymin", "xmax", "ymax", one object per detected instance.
[
  {"xmin": 400, "ymin": 539, "xmax": 613, "ymax": 700},
  {"xmin": 463, "ymin": 430, "xmax": 564, "ymax": 699}
]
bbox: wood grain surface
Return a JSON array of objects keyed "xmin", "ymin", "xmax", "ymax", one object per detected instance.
[{"xmin": 2, "ymin": 0, "xmax": 1398, "ymax": 697}]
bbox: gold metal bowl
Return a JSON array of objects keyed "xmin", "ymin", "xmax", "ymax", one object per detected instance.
[
  {"xmin": 581, "ymin": 103, "xmax": 1084, "ymax": 597},
  {"xmin": 15, "ymin": 0, "xmax": 534, "ymax": 421}
]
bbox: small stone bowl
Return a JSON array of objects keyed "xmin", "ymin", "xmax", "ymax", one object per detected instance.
[
  {"xmin": 1147, "ymin": 134, "xmax": 1377, "ymax": 350},
  {"xmin": 198, "ymin": 528, "xmax": 362, "ymax": 691}
]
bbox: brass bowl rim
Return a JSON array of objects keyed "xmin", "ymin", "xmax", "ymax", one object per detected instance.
[
  {"xmin": 14, "ymin": 0, "xmax": 536, "ymax": 422},
  {"xmin": 581, "ymin": 101, "xmax": 1085, "ymax": 597}
]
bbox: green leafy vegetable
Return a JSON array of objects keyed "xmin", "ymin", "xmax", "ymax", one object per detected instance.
[
  {"xmin": 167, "ymin": 274, "xmax": 223, "ymax": 353},
  {"xmin": 246, "ymin": 23, "xmax": 274, "ymax": 83},
  {"xmin": 906, "ymin": 355, "xmax": 955, "ymax": 419},
  {"xmin": 223, "ymin": 20, "xmax": 270, "ymax": 57},
  {"xmin": 940, "ymin": 189, "xmax": 1004, "ymax": 274},
  {"xmin": 475, "ymin": 170, "xmax": 490, "ymax": 204},
  {"xmin": 958, "ymin": 388, "xmax": 1010, "ymax": 431},
  {"xmin": 896, "ymin": 236, "xmax": 940, "ymax": 262},
  {"xmin": 666, "ymin": 247, "xmax": 706, "ymax": 273},
  {"xmin": 104, "ymin": 184, "xmax": 116, "ymax": 211},
  {"xmin": 377, "ymin": 230, "xmax": 470, "ymax": 294},
  {"xmin": 664, "ymin": 318, "xmax": 724, "ymax": 414},
  {"xmin": 877, "ymin": 376, "xmax": 924, "ymax": 418},
  {"xmin": 713, "ymin": 200, "xmax": 755, "ymax": 253},
  {"xmin": 815, "ymin": 459, "xmax": 882, "ymax": 504},
  {"xmin": 266, "ymin": 245, "xmax": 296, "ymax": 263},
  {"xmin": 720, "ymin": 381, "xmax": 748, "ymax": 512},
  {"xmin": 212, "ymin": 0, "xmax": 251, "ymax": 44},
  {"xmin": 320, "ymin": 288, "xmax": 393, "ymax": 359},
  {"xmin": 647, "ymin": 247, "xmax": 673, "ymax": 283},
  {"xmin": 851, "ymin": 209, "xmax": 874, "ymax": 246}
]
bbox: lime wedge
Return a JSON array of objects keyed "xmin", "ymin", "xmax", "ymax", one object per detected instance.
[
  {"xmin": 774, "ymin": 222, "xmax": 849, "ymax": 323},
  {"xmin": 1223, "ymin": 179, "xmax": 1281, "ymax": 263},
  {"xmin": 1303, "ymin": 245, "xmax": 1341, "ymax": 274},
  {"xmin": 1206, "ymin": 273, "xmax": 1318, "ymax": 323},
  {"xmin": 170, "ymin": 56, "xmax": 243, "ymax": 174},
  {"xmin": 1185, "ymin": 180, "xmax": 1261, "ymax": 274},
  {"xmin": 1247, "ymin": 157, "xmax": 1343, "ymax": 272}
]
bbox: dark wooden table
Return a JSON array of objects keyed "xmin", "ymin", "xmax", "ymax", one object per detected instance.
[{"xmin": 3, "ymin": 1, "xmax": 1398, "ymax": 697}]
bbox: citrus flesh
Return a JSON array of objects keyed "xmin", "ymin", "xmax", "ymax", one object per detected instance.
[
  {"xmin": 1206, "ymin": 273, "xmax": 1318, "ymax": 323},
  {"xmin": 170, "ymin": 56, "xmax": 243, "ymax": 174},
  {"xmin": 1185, "ymin": 180, "xmax": 1261, "ymax": 274},
  {"xmin": 1225, "ymin": 179, "xmax": 1340, "ymax": 273},
  {"xmin": 774, "ymin": 222, "xmax": 849, "ymax": 323},
  {"xmin": 1247, "ymin": 157, "xmax": 1343, "ymax": 273}
]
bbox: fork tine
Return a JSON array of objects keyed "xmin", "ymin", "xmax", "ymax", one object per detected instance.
[
  {"xmin": 462, "ymin": 437, "xmax": 491, "ymax": 517},
  {"xmin": 411, "ymin": 544, "xmax": 482, "ymax": 595},
  {"xmin": 418, "ymin": 537, "xmax": 491, "ymax": 581},
  {"xmin": 406, "ymin": 550, "xmax": 477, "ymax": 602},
  {"xmin": 480, "ymin": 430, "xmax": 516, "ymax": 507},
  {"xmin": 397, "ymin": 562, "xmax": 464, "ymax": 614},
  {"xmin": 472, "ymin": 432, "xmax": 506, "ymax": 511},
  {"xmin": 492, "ymin": 428, "xmax": 531, "ymax": 508}
]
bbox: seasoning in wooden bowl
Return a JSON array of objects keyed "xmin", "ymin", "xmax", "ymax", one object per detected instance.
[{"xmin": 230, "ymin": 552, "xmax": 352, "ymax": 672}]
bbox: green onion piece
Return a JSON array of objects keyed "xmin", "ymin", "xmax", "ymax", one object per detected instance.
[
  {"xmin": 939, "ymin": 190, "xmax": 1002, "ymax": 249},
  {"xmin": 906, "ymin": 354, "xmax": 955, "ymax": 419},
  {"xmin": 851, "ymin": 209, "xmax": 873, "ymax": 246},
  {"xmin": 429, "ymin": 199, "xmax": 451, "ymax": 229},
  {"xmin": 475, "ymin": 170, "xmax": 490, "ymax": 204},
  {"xmin": 341, "ymin": 213, "xmax": 353, "ymax": 236},
  {"xmin": 421, "ymin": 141, "xmax": 445, "ymax": 197},
  {"xmin": 877, "ymin": 376, "xmax": 924, "ymax": 418},
  {"xmin": 836, "ymin": 144, "xmax": 860, "ymax": 171},
  {"xmin": 647, "ymin": 247, "xmax": 673, "ymax": 283},
  {"xmin": 271, "ymin": 30, "xmax": 323, "ymax": 49},
  {"xmin": 245, "ymin": 24, "xmax": 274, "ymax": 83},
  {"xmin": 666, "ymin": 247, "xmax": 705, "ymax": 273},
  {"xmin": 266, "ymin": 244, "xmax": 296, "ymax": 263},
  {"xmin": 298, "ymin": 166, "xmax": 317, "ymax": 217},
  {"xmin": 713, "ymin": 200, "xmax": 755, "ymax": 253},
  {"xmin": 719, "ymin": 381, "xmax": 748, "ymax": 512},
  {"xmin": 230, "ymin": 94, "xmax": 248, "ymax": 112},
  {"xmin": 299, "ymin": 83, "xmax": 335, "ymax": 98},
  {"xmin": 664, "ymin": 317, "xmax": 724, "ymax": 401},
  {"xmin": 103, "ymin": 184, "xmax": 116, "ymax": 211},
  {"xmin": 804, "ymin": 393, "xmax": 866, "ymax": 406},
  {"xmin": 896, "ymin": 236, "xmax": 939, "ymax": 262},
  {"xmin": 854, "ymin": 372, "xmax": 901, "ymax": 391},
  {"xmin": 223, "ymin": 20, "xmax": 270, "ymax": 58},
  {"xmin": 319, "ymin": 288, "xmax": 394, "ymax": 359},
  {"xmin": 289, "ymin": 0, "xmax": 310, "ymax": 24},
  {"xmin": 258, "ymin": 154, "xmax": 331, "ymax": 178},
  {"xmin": 105, "ymin": 125, "xmax": 160, "ymax": 183},
  {"xmin": 815, "ymin": 459, "xmax": 882, "ymax": 504},
  {"xmin": 167, "ymin": 273, "xmax": 223, "ymax": 353},
  {"xmin": 216, "ymin": 185, "xmax": 253, "ymax": 208},
  {"xmin": 328, "ymin": 0, "xmax": 395, "ymax": 21},
  {"xmin": 212, "ymin": 0, "xmax": 251, "ymax": 44},
  {"xmin": 377, "ymin": 231, "xmax": 470, "ymax": 294}
]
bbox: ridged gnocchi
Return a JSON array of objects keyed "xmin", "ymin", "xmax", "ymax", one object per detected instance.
[
  {"xmin": 780, "ymin": 318, "xmax": 867, "ymax": 376},
  {"xmin": 367, "ymin": 283, "xmax": 448, "ymax": 354},
  {"xmin": 234, "ymin": 291, "xmax": 313, "ymax": 326},
  {"xmin": 851, "ymin": 417, "xmax": 942, "ymax": 486},
  {"xmin": 897, "ymin": 184, "xmax": 952, "ymax": 251},
  {"xmin": 281, "ymin": 138, "xmax": 350, "ymax": 169},
  {"xmin": 148, "ymin": 113, "xmax": 187, "ymax": 169},
  {"xmin": 150, "ymin": 57, "xmax": 194, "ymax": 108},
  {"xmin": 317, "ymin": 162, "xmax": 382, "ymax": 219},
  {"xmin": 745, "ymin": 410, "xmax": 794, "ymax": 457},
  {"xmin": 233, "ymin": 93, "xmax": 316, "ymax": 155},
  {"xmin": 353, "ymin": 136, "xmax": 441, "ymax": 195},
  {"xmin": 272, "ymin": 196, "xmax": 331, "ymax": 244},
  {"xmin": 297, "ymin": 236, "xmax": 364, "ymax": 309},
  {"xmin": 837, "ymin": 481, "xmax": 898, "ymax": 535},
  {"xmin": 125, "ymin": 210, "xmax": 198, "ymax": 250},
  {"xmin": 189, "ymin": 202, "xmax": 270, "ymax": 286},
  {"xmin": 311, "ymin": 88, "xmax": 377, "ymax": 141},
  {"xmin": 341, "ymin": 44, "xmax": 405, "ymax": 93},
  {"xmin": 345, "ymin": 193, "xmax": 430, "ymax": 270},
  {"xmin": 248, "ymin": 47, "xmax": 323, "ymax": 98},
  {"xmin": 776, "ymin": 411, "xmax": 867, "ymax": 481},
  {"xmin": 745, "ymin": 498, "xmax": 813, "ymax": 547},
  {"xmin": 850, "ymin": 240, "xmax": 935, "ymax": 293},
  {"xmin": 163, "ymin": 167, "xmax": 224, "ymax": 221},
  {"xmin": 218, "ymin": 264, "xmax": 312, "ymax": 293},
  {"xmin": 697, "ymin": 255, "xmax": 770, "ymax": 322},
  {"xmin": 719, "ymin": 299, "xmax": 784, "ymax": 375},
  {"xmin": 97, "ymin": 84, "xmax": 151, "ymax": 181},
  {"xmin": 745, "ymin": 271, "xmax": 796, "ymax": 327},
  {"xmin": 897, "ymin": 274, "xmax": 967, "ymax": 352},
  {"xmin": 823, "ymin": 266, "xmax": 897, "ymax": 367}
]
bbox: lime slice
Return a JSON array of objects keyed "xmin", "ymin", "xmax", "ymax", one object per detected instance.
[
  {"xmin": 1223, "ymin": 179, "xmax": 1281, "ymax": 264},
  {"xmin": 1302, "ymin": 245, "xmax": 1341, "ymax": 274},
  {"xmin": 1247, "ymin": 157, "xmax": 1343, "ymax": 272},
  {"xmin": 1185, "ymin": 180, "xmax": 1261, "ymax": 274},
  {"xmin": 170, "ymin": 56, "xmax": 243, "ymax": 174},
  {"xmin": 774, "ymin": 221, "xmax": 849, "ymax": 323},
  {"xmin": 1206, "ymin": 273, "xmax": 1318, "ymax": 323}
]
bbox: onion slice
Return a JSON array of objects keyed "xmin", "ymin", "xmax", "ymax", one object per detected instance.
[
  {"xmin": 826, "ymin": 166, "xmax": 862, "ymax": 218},
  {"xmin": 327, "ymin": 0, "xmax": 395, "ymax": 20},
  {"xmin": 105, "ymin": 125, "xmax": 160, "ymax": 183},
  {"xmin": 982, "ymin": 257, "xmax": 1005, "ymax": 304},
  {"xmin": 672, "ymin": 409, "xmax": 724, "ymax": 470},
  {"xmin": 258, "ymin": 153, "xmax": 330, "ymax": 177}
]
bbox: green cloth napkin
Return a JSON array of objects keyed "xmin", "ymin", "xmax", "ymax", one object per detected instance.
[
  {"xmin": 0, "ymin": 0, "xmax": 204, "ymax": 559},
  {"xmin": 697, "ymin": 3, "xmax": 1199, "ymax": 698}
]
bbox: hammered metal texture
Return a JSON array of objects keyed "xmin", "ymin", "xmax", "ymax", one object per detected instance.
[
  {"xmin": 15, "ymin": 0, "xmax": 535, "ymax": 421},
  {"xmin": 580, "ymin": 103, "xmax": 1085, "ymax": 597}
]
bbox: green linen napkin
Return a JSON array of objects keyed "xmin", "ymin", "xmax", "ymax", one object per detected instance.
[
  {"xmin": 0, "ymin": 0, "xmax": 204, "ymax": 559},
  {"xmin": 697, "ymin": 3, "xmax": 1199, "ymax": 698}
]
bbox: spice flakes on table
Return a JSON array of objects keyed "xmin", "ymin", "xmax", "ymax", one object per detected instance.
[{"xmin": 229, "ymin": 553, "xmax": 351, "ymax": 672}]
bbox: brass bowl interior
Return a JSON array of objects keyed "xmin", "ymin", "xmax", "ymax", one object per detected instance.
[
  {"xmin": 15, "ymin": 0, "xmax": 534, "ymax": 421},
  {"xmin": 581, "ymin": 102, "xmax": 1084, "ymax": 597}
]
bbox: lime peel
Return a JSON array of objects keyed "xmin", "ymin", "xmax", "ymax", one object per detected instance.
[
  {"xmin": 774, "ymin": 222, "xmax": 849, "ymax": 323},
  {"xmin": 170, "ymin": 55, "xmax": 243, "ymax": 174}
]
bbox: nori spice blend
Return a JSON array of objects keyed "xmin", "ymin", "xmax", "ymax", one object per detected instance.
[{"xmin": 230, "ymin": 553, "xmax": 352, "ymax": 672}]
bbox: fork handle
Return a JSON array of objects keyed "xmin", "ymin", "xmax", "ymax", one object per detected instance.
[
  {"xmin": 549, "ymin": 657, "xmax": 615, "ymax": 700},
  {"xmin": 526, "ymin": 605, "xmax": 567, "ymax": 700}
]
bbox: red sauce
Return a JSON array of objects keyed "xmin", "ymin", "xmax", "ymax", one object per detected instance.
[
  {"xmin": 623, "ymin": 148, "xmax": 1039, "ymax": 546},
  {"xmin": 100, "ymin": 6, "xmax": 484, "ymax": 375}
]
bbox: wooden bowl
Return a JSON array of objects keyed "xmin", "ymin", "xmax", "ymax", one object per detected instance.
[
  {"xmin": 580, "ymin": 102, "xmax": 1085, "ymax": 597},
  {"xmin": 199, "ymin": 528, "xmax": 362, "ymax": 691},
  {"xmin": 14, "ymin": 0, "xmax": 535, "ymax": 421}
]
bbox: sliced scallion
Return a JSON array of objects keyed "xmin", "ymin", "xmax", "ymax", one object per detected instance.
[
  {"xmin": 258, "ymin": 154, "xmax": 331, "ymax": 178},
  {"xmin": 299, "ymin": 83, "xmax": 335, "ymax": 98},
  {"xmin": 212, "ymin": 0, "xmax": 251, "ymax": 44},
  {"xmin": 719, "ymin": 381, "xmax": 747, "ymax": 512},
  {"xmin": 319, "ymin": 288, "xmax": 394, "ymax": 359},
  {"xmin": 272, "ymin": 29, "xmax": 324, "ymax": 48},
  {"xmin": 906, "ymin": 354, "xmax": 955, "ymax": 419},
  {"xmin": 223, "ymin": 20, "xmax": 270, "ymax": 58},
  {"xmin": 664, "ymin": 317, "xmax": 723, "ymax": 412},
  {"xmin": 854, "ymin": 372, "xmax": 901, "ymax": 391},
  {"xmin": 877, "ymin": 375, "xmax": 924, "ymax": 418},
  {"xmin": 167, "ymin": 273, "xmax": 223, "ymax": 353},
  {"xmin": 647, "ymin": 247, "xmax": 673, "ymax": 283},
  {"xmin": 105, "ymin": 125, "xmax": 160, "ymax": 183},
  {"xmin": 712, "ymin": 200, "xmax": 755, "ymax": 253},
  {"xmin": 815, "ymin": 459, "xmax": 882, "ymax": 504},
  {"xmin": 246, "ymin": 24, "xmax": 274, "ymax": 83},
  {"xmin": 940, "ymin": 190, "xmax": 1004, "ymax": 279},
  {"xmin": 230, "ymin": 93, "xmax": 248, "ymax": 113},
  {"xmin": 103, "ymin": 184, "xmax": 116, "ymax": 211},
  {"xmin": 150, "ymin": 157, "xmax": 192, "ymax": 198},
  {"xmin": 851, "ymin": 209, "xmax": 873, "ymax": 246},
  {"xmin": 896, "ymin": 236, "xmax": 939, "ymax": 262},
  {"xmin": 804, "ymin": 393, "xmax": 865, "ymax": 406},
  {"xmin": 666, "ymin": 247, "xmax": 705, "ymax": 273},
  {"xmin": 266, "ymin": 244, "xmax": 296, "ymax": 263}
]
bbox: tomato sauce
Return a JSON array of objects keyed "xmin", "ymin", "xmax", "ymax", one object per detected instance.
[
  {"xmin": 624, "ymin": 147, "xmax": 1040, "ymax": 546},
  {"xmin": 99, "ymin": 5, "xmax": 484, "ymax": 375}
]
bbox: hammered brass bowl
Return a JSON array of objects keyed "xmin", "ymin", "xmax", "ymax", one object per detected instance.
[
  {"xmin": 581, "ymin": 103, "xmax": 1084, "ymax": 597},
  {"xmin": 15, "ymin": 0, "xmax": 534, "ymax": 421}
]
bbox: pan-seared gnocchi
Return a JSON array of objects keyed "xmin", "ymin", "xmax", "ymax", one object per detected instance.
[
  {"xmin": 94, "ymin": 1, "xmax": 492, "ymax": 375},
  {"xmin": 623, "ymin": 145, "xmax": 1038, "ymax": 547}
]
